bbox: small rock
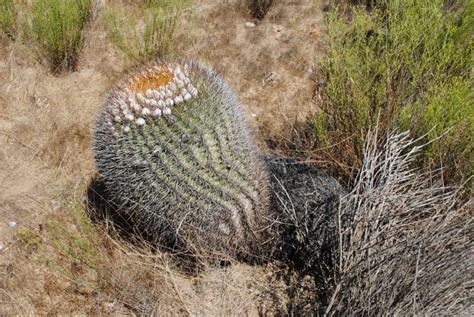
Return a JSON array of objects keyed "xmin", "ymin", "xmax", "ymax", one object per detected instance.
[
  {"xmin": 308, "ymin": 23, "xmax": 320, "ymax": 39},
  {"xmin": 106, "ymin": 301, "xmax": 115, "ymax": 311},
  {"xmin": 68, "ymin": 224, "xmax": 77, "ymax": 231},
  {"xmin": 272, "ymin": 25, "xmax": 283, "ymax": 33},
  {"xmin": 50, "ymin": 199, "xmax": 61, "ymax": 212},
  {"xmin": 251, "ymin": 113, "xmax": 257, "ymax": 118},
  {"xmin": 245, "ymin": 22, "xmax": 256, "ymax": 28},
  {"xmin": 0, "ymin": 244, "xmax": 4, "ymax": 252},
  {"xmin": 7, "ymin": 221, "xmax": 17, "ymax": 228}
]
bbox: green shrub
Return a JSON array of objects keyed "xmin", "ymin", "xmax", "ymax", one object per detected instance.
[
  {"xmin": 30, "ymin": 0, "xmax": 92, "ymax": 73},
  {"xmin": 103, "ymin": 0, "xmax": 188, "ymax": 65},
  {"xmin": 0, "ymin": 0, "xmax": 16, "ymax": 40},
  {"xmin": 315, "ymin": 0, "xmax": 473, "ymax": 185}
]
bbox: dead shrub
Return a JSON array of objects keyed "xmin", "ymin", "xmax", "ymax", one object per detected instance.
[{"xmin": 323, "ymin": 130, "xmax": 473, "ymax": 315}]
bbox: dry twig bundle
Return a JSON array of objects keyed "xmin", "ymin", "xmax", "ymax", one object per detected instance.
[{"xmin": 325, "ymin": 130, "xmax": 473, "ymax": 315}]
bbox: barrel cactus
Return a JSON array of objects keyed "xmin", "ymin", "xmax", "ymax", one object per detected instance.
[{"xmin": 92, "ymin": 59, "xmax": 273, "ymax": 260}]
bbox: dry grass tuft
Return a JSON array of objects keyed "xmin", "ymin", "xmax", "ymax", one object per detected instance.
[
  {"xmin": 89, "ymin": 229, "xmax": 287, "ymax": 315},
  {"xmin": 324, "ymin": 130, "xmax": 473, "ymax": 315}
]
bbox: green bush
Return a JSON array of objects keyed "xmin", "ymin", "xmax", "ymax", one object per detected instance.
[
  {"xmin": 30, "ymin": 0, "xmax": 92, "ymax": 73},
  {"xmin": 315, "ymin": 0, "xmax": 473, "ymax": 185},
  {"xmin": 0, "ymin": 0, "xmax": 16, "ymax": 40},
  {"xmin": 103, "ymin": 0, "xmax": 188, "ymax": 65}
]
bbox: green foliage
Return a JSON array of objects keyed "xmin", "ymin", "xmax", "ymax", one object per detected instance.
[
  {"xmin": 18, "ymin": 227, "xmax": 42, "ymax": 251},
  {"xmin": 103, "ymin": 0, "xmax": 188, "ymax": 65},
  {"xmin": 0, "ymin": 0, "xmax": 16, "ymax": 39},
  {"xmin": 17, "ymin": 197, "xmax": 100, "ymax": 278},
  {"xmin": 315, "ymin": 0, "xmax": 473, "ymax": 184},
  {"xmin": 45, "ymin": 217, "xmax": 98, "ymax": 268},
  {"xmin": 29, "ymin": 0, "xmax": 92, "ymax": 73}
]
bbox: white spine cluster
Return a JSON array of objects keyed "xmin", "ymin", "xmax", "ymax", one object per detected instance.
[{"xmin": 106, "ymin": 63, "xmax": 199, "ymax": 133}]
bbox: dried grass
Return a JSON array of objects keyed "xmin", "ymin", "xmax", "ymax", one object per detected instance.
[
  {"xmin": 184, "ymin": 0, "xmax": 324, "ymax": 141},
  {"xmin": 1, "ymin": 2, "xmax": 323, "ymax": 312},
  {"xmin": 88, "ymin": 228, "xmax": 285, "ymax": 315},
  {"xmin": 324, "ymin": 129, "xmax": 473, "ymax": 315}
]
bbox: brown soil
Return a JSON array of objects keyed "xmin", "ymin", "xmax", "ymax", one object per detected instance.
[
  {"xmin": 0, "ymin": 0, "xmax": 325, "ymax": 314},
  {"xmin": 183, "ymin": 0, "xmax": 326, "ymax": 144}
]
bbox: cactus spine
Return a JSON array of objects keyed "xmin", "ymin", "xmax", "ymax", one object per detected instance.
[{"xmin": 92, "ymin": 60, "xmax": 272, "ymax": 259}]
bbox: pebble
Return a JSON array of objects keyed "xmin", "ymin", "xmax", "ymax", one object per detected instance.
[
  {"xmin": 105, "ymin": 302, "xmax": 115, "ymax": 310},
  {"xmin": 245, "ymin": 22, "xmax": 256, "ymax": 28},
  {"xmin": 7, "ymin": 221, "xmax": 17, "ymax": 228},
  {"xmin": 272, "ymin": 25, "xmax": 283, "ymax": 33}
]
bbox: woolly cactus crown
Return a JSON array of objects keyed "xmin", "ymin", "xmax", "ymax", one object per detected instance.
[
  {"xmin": 101, "ymin": 62, "xmax": 199, "ymax": 131},
  {"xmin": 93, "ymin": 59, "xmax": 272, "ymax": 259}
]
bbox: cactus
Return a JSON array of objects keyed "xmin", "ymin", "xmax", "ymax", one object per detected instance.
[
  {"xmin": 92, "ymin": 59, "xmax": 273, "ymax": 260},
  {"xmin": 266, "ymin": 157, "xmax": 345, "ymax": 272},
  {"xmin": 265, "ymin": 156, "xmax": 345, "ymax": 311}
]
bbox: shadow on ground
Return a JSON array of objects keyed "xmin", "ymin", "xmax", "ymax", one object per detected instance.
[{"xmin": 86, "ymin": 156, "xmax": 346, "ymax": 314}]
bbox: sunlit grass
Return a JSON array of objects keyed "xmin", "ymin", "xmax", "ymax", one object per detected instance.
[
  {"xmin": 0, "ymin": 0, "xmax": 16, "ymax": 40},
  {"xmin": 29, "ymin": 0, "xmax": 92, "ymax": 73},
  {"xmin": 103, "ymin": 0, "xmax": 189, "ymax": 65},
  {"xmin": 314, "ymin": 0, "xmax": 473, "ymax": 186}
]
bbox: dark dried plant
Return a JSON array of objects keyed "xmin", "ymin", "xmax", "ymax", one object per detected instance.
[{"xmin": 248, "ymin": 0, "xmax": 274, "ymax": 20}]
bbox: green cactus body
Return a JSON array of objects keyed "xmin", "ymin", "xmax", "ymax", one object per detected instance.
[{"xmin": 93, "ymin": 60, "xmax": 272, "ymax": 259}]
